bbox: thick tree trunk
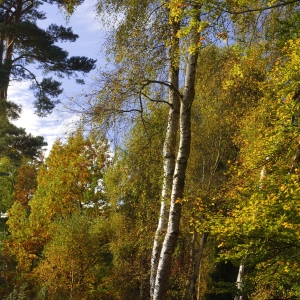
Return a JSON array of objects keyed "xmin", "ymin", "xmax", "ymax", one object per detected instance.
[
  {"xmin": 0, "ymin": 0, "xmax": 24, "ymax": 100},
  {"xmin": 152, "ymin": 43, "xmax": 199, "ymax": 300},
  {"xmin": 0, "ymin": 32, "xmax": 14, "ymax": 100},
  {"xmin": 150, "ymin": 21, "xmax": 180, "ymax": 298}
]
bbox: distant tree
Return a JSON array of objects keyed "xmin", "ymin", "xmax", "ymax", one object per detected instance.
[
  {"xmin": 216, "ymin": 35, "xmax": 300, "ymax": 300},
  {"xmin": 0, "ymin": 99, "xmax": 47, "ymax": 163},
  {"xmin": 13, "ymin": 160, "xmax": 40, "ymax": 208},
  {"xmin": 6, "ymin": 129, "xmax": 109, "ymax": 296},
  {"xmin": 35, "ymin": 213, "xmax": 113, "ymax": 300},
  {"xmin": 0, "ymin": 157, "xmax": 40, "ymax": 215}
]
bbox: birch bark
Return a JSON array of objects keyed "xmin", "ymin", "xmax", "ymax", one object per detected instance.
[
  {"xmin": 234, "ymin": 263, "xmax": 245, "ymax": 300},
  {"xmin": 150, "ymin": 20, "xmax": 180, "ymax": 298},
  {"xmin": 153, "ymin": 34, "xmax": 199, "ymax": 299}
]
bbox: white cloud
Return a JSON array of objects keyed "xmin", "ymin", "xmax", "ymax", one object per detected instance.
[{"xmin": 9, "ymin": 81, "xmax": 80, "ymax": 156}]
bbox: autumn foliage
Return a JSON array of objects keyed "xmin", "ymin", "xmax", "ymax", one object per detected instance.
[{"xmin": 2, "ymin": 0, "xmax": 300, "ymax": 299}]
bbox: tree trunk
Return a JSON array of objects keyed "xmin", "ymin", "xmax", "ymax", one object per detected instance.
[
  {"xmin": 235, "ymin": 159, "xmax": 268, "ymax": 299},
  {"xmin": 152, "ymin": 41, "xmax": 199, "ymax": 300},
  {"xmin": 183, "ymin": 232, "xmax": 208, "ymax": 300},
  {"xmin": 0, "ymin": 0, "xmax": 24, "ymax": 100},
  {"xmin": 150, "ymin": 21, "xmax": 180, "ymax": 298},
  {"xmin": 234, "ymin": 263, "xmax": 245, "ymax": 300}
]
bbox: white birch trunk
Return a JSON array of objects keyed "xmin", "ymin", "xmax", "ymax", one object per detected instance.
[
  {"xmin": 235, "ymin": 158, "xmax": 268, "ymax": 299},
  {"xmin": 153, "ymin": 40, "xmax": 199, "ymax": 300},
  {"xmin": 150, "ymin": 22, "xmax": 180, "ymax": 298},
  {"xmin": 234, "ymin": 263, "xmax": 245, "ymax": 300}
]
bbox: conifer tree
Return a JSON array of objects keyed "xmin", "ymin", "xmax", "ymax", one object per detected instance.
[
  {"xmin": 0, "ymin": 0, "xmax": 96, "ymax": 116},
  {"xmin": 0, "ymin": 0, "xmax": 96, "ymax": 161}
]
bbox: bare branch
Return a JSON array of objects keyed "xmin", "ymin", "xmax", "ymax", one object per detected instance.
[
  {"xmin": 141, "ymin": 92, "xmax": 178, "ymax": 112},
  {"xmin": 91, "ymin": 107, "xmax": 142, "ymax": 115},
  {"xmin": 142, "ymin": 79, "xmax": 183, "ymax": 100}
]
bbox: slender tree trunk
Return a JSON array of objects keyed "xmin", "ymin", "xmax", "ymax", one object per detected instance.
[
  {"xmin": 183, "ymin": 232, "xmax": 208, "ymax": 300},
  {"xmin": 153, "ymin": 38, "xmax": 199, "ymax": 299},
  {"xmin": 150, "ymin": 21, "xmax": 180, "ymax": 298},
  {"xmin": 235, "ymin": 159, "xmax": 268, "ymax": 299},
  {"xmin": 183, "ymin": 228, "xmax": 197, "ymax": 300},
  {"xmin": 234, "ymin": 263, "xmax": 245, "ymax": 300}
]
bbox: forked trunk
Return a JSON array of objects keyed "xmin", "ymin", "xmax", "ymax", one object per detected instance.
[{"xmin": 153, "ymin": 42, "xmax": 199, "ymax": 300}]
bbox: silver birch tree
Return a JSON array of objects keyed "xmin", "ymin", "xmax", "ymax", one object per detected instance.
[
  {"xmin": 149, "ymin": 19, "xmax": 180, "ymax": 298},
  {"xmin": 153, "ymin": 8, "xmax": 201, "ymax": 297}
]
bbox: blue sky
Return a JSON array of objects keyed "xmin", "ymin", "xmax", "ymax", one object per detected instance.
[{"xmin": 10, "ymin": 1, "xmax": 106, "ymax": 155}]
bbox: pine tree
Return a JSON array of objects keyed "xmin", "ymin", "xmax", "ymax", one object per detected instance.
[
  {"xmin": 0, "ymin": 0, "xmax": 96, "ymax": 161},
  {"xmin": 0, "ymin": 0, "xmax": 96, "ymax": 116}
]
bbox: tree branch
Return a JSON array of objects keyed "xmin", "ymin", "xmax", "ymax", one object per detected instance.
[
  {"xmin": 220, "ymin": 0, "xmax": 300, "ymax": 15},
  {"xmin": 12, "ymin": 64, "xmax": 39, "ymax": 85},
  {"xmin": 141, "ymin": 79, "xmax": 183, "ymax": 100},
  {"xmin": 141, "ymin": 92, "xmax": 178, "ymax": 112}
]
